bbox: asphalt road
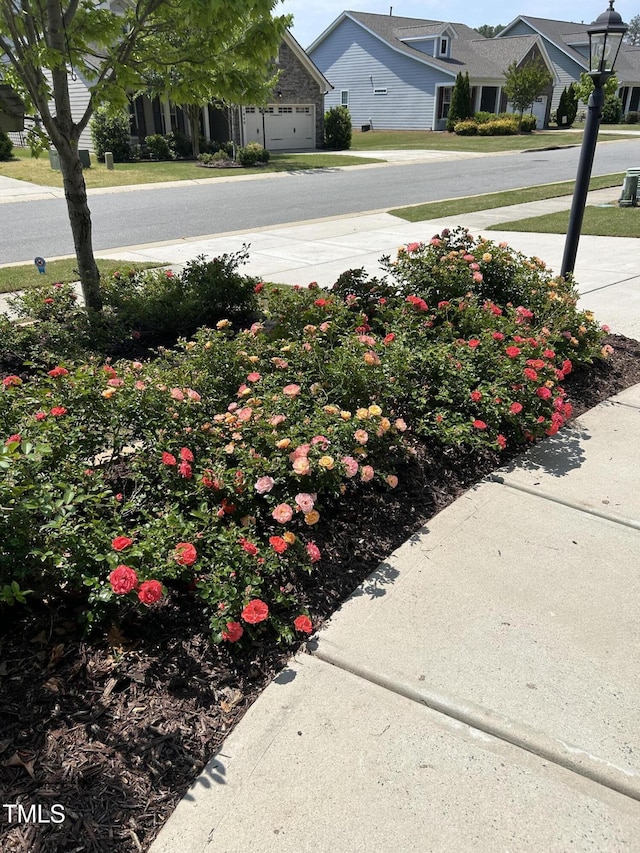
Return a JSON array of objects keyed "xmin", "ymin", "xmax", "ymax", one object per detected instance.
[{"xmin": 2, "ymin": 138, "xmax": 640, "ymax": 265}]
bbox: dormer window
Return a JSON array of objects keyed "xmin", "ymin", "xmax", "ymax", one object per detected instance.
[{"xmin": 439, "ymin": 37, "xmax": 448, "ymax": 56}]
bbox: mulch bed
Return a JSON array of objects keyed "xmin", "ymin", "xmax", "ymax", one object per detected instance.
[{"xmin": 2, "ymin": 333, "xmax": 640, "ymax": 852}]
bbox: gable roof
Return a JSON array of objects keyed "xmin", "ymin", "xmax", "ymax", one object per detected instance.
[
  {"xmin": 498, "ymin": 15, "xmax": 640, "ymax": 85},
  {"xmin": 308, "ymin": 11, "xmax": 549, "ymax": 81}
]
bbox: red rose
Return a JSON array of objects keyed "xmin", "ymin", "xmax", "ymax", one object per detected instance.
[
  {"xmin": 222, "ymin": 621, "xmax": 244, "ymax": 642},
  {"xmin": 294, "ymin": 615, "xmax": 313, "ymax": 634},
  {"xmin": 111, "ymin": 536, "xmax": 133, "ymax": 552},
  {"xmin": 137, "ymin": 579, "xmax": 163, "ymax": 605},
  {"xmin": 175, "ymin": 542, "xmax": 197, "ymax": 566},
  {"xmin": 505, "ymin": 346, "xmax": 521, "ymax": 358},
  {"xmin": 4, "ymin": 434, "xmax": 21, "ymax": 446},
  {"xmin": 470, "ymin": 390, "xmax": 482, "ymax": 402},
  {"xmin": 510, "ymin": 402, "xmax": 523, "ymax": 414},
  {"xmin": 239, "ymin": 538, "xmax": 259, "ymax": 556},
  {"xmin": 109, "ymin": 565, "xmax": 138, "ymax": 594},
  {"xmin": 269, "ymin": 535, "xmax": 288, "ymax": 554},
  {"xmin": 306, "ymin": 542, "xmax": 321, "ymax": 563},
  {"xmin": 180, "ymin": 447, "xmax": 194, "ymax": 462},
  {"xmin": 48, "ymin": 366, "xmax": 69, "ymax": 378},
  {"xmin": 472, "ymin": 420, "xmax": 487, "ymax": 430},
  {"xmin": 162, "ymin": 452, "xmax": 177, "ymax": 466},
  {"xmin": 178, "ymin": 461, "xmax": 193, "ymax": 479},
  {"xmin": 50, "ymin": 406, "xmax": 67, "ymax": 417},
  {"xmin": 241, "ymin": 599, "xmax": 269, "ymax": 624}
]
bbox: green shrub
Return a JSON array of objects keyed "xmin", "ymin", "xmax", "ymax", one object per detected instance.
[
  {"xmin": 602, "ymin": 94, "xmax": 622, "ymax": 124},
  {"xmin": 473, "ymin": 111, "xmax": 495, "ymax": 124},
  {"xmin": 237, "ymin": 142, "xmax": 269, "ymax": 167},
  {"xmin": 100, "ymin": 248, "xmax": 258, "ymax": 341},
  {"xmin": 167, "ymin": 130, "xmax": 193, "ymax": 159},
  {"xmin": 324, "ymin": 105, "xmax": 352, "ymax": 150},
  {"xmin": 446, "ymin": 72, "xmax": 473, "ymax": 132},
  {"xmin": 625, "ymin": 111, "xmax": 639, "ymax": 124},
  {"xmin": 145, "ymin": 134, "xmax": 173, "ymax": 160},
  {"xmin": 90, "ymin": 106, "xmax": 131, "ymax": 163},
  {"xmin": 454, "ymin": 120, "xmax": 478, "ymax": 136},
  {"xmin": 477, "ymin": 118, "xmax": 518, "ymax": 136},
  {"xmin": 519, "ymin": 114, "xmax": 537, "ymax": 133},
  {"xmin": 0, "ymin": 130, "xmax": 13, "ymax": 161}
]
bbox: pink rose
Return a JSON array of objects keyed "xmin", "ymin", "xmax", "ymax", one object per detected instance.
[
  {"xmin": 295, "ymin": 493, "xmax": 315, "ymax": 513},
  {"xmin": 283, "ymin": 384, "xmax": 301, "ymax": 398},
  {"xmin": 255, "ymin": 476, "xmax": 275, "ymax": 495},
  {"xmin": 272, "ymin": 503, "xmax": 294, "ymax": 523},
  {"xmin": 360, "ymin": 465, "xmax": 374, "ymax": 482}
]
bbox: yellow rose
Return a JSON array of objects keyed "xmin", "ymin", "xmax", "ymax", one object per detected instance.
[
  {"xmin": 276, "ymin": 438, "xmax": 291, "ymax": 450},
  {"xmin": 216, "ymin": 319, "xmax": 231, "ymax": 329},
  {"xmin": 356, "ymin": 408, "xmax": 370, "ymax": 420},
  {"xmin": 101, "ymin": 388, "xmax": 117, "ymax": 399},
  {"xmin": 368, "ymin": 404, "xmax": 382, "ymax": 417},
  {"xmin": 283, "ymin": 531, "xmax": 297, "ymax": 545},
  {"xmin": 340, "ymin": 410, "xmax": 352, "ymax": 421},
  {"xmin": 318, "ymin": 455, "xmax": 334, "ymax": 470},
  {"xmin": 305, "ymin": 510, "xmax": 320, "ymax": 525}
]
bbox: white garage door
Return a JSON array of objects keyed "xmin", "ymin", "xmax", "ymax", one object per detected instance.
[
  {"xmin": 506, "ymin": 96, "xmax": 547, "ymax": 129},
  {"xmin": 243, "ymin": 105, "xmax": 315, "ymax": 150}
]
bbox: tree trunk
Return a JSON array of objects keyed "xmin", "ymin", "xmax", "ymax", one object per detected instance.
[
  {"xmin": 187, "ymin": 104, "xmax": 201, "ymax": 157},
  {"xmin": 56, "ymin": 141, "xmax": 103, "ymax": 312}
]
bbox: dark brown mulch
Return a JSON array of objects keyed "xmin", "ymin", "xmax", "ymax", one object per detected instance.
[{"xmin": 1, "ymin": 333, "xmax": 639, "ymax": 853}]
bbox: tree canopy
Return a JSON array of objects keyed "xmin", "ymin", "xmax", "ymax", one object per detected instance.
[
  {"xmin": 0, "ymin": 0, "xmax": 290, "ymax": 311},
  {"xmin": 474, "ymin": 24, "xmax": 505, "ymax": 38},
  {"xmin": 624, "ymin": 13, "xmax": 640, "ymax": 45},
  {"xmin": 503, "ymin": 58, "xmax": 553, "ymax": 127}
]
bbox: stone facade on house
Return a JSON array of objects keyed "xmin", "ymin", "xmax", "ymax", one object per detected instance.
[{"xmin": 273, "ymin": 40, "xmax": 327, "ymax": 147}]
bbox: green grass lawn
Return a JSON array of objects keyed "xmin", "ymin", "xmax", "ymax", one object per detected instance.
[
  {"xmin": 390, "ymin": 173, "xmax": 625, "ymax": 222},
  {"xmin": 490, "ymin": 205, "xmax": 640, "ymax": 238},
  {"xmin": 0, "ymin": 259, "xmax": 160, "ymax": 294},
  {"xmin": 0, "ymin": 147, "xmax": 383, "ymax": 189},
  {"xmin": 349, "ymin": 128, "xmax": 631, "ymax": 152}
]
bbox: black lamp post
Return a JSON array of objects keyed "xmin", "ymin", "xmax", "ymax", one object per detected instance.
[{"xmin": 560, "ymin": 1, "xmax": 627, "ymax": 278}]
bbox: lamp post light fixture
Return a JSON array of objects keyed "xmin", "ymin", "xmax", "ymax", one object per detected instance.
[{"xmin": 560, "ymin": 1, "xmax": 627, "ymax": 279}]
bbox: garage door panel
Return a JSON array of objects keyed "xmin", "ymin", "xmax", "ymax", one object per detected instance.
[{"xmin": 243, "ymin": 105, "xmax": 315, "ymax": 150}]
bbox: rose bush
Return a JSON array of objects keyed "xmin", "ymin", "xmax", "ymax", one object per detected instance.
[{"xmin": 0, "ymin": 230, "xmax": 609, "ymax": 645}]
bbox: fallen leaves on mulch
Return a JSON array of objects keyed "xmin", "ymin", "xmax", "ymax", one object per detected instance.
[{"xmin": 1, "ymin": 333, "xmax": 639, "ymax": 853}]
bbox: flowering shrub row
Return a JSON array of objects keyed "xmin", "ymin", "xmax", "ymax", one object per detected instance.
[{"xmin": 0, "ymin": 228, "xmax": 609, "ymax": 646}]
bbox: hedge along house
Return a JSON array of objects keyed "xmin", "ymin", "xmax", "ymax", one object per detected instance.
[
  {"xmin": 307, "ymin": 11, "xmax": 556, "ymax": 131},
  {"xmin": 129, "ymin": 30, "xmax": 333, "ymax": 152},
  {"xmin": 496, "ymin": 15, "xmax": 640, "ymax": 117}
]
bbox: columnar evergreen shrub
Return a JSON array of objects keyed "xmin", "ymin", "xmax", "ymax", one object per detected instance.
[
  {"xmin": 447, "ymin": 72, "xmax": 473, "ymax": 132},
  {"xmin": 90, "ymin": 106, "xmax": 131, "ymax": 162},
  {"xmin": 324, "ymin": 105, "xmax": 352, "ymax": 149},
  {"xmin": 0, "ymin": 130, "xmax": 13, "ymax": 161},
  {"xmin": 602, "ymin": 94, "xmax": 622, "ymax": 124}
]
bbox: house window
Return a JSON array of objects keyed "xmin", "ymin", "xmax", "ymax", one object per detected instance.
[
  {"xmin": 278, "ymin": 106, "xmax": 293, "ymax": 113},
  {"xmin": 296, "ymin": 107, "xmax": 311, "ymax": 113},
  {"xmin": 437, "ymin": 86, "xmax": 453, "ymax": 119},
  {"xmin": 341, "ymin": 90, "xmax": 349, "ymax": 107},
  {"xmin": 373, "ymin": 88, "xmax": 388, "ymax": 95},
  {"xmin": 480, "ymin": 86, "xmax": 498, "ymax": 114},
  {"xmin": 439, "ymin": 38, "xmax": 448, "ymax": 56}
]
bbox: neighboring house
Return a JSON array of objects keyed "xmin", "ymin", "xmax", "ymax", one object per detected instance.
[
  {"xmin": 308, "ymin": 10, "xmax": 640, "ymax": 132},
  {"xmin": 6, "ymin": 29, "xmax": 331, "ymax": 154},
  {"xmin": 497, "ymin": 15, "xmax": 640, "ymax": 115},
  {"xmin": 129, "ymin": 30, "xmax": 332, "ymax": 152},
  {"xmin": 307, "ymin": 11, "xmax": 556, "ymax": 131}
]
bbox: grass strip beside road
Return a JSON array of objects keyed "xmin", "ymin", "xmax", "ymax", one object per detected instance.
[
  {"xmin": 349, "ymin": 128, "xmax": 631, "ymax": 152},
  {"xmin": 490, "ymin": 206, "xmax": 640, "ymax": 238},
  {"xmin": 389, "ymin": 173, "xmax": 625, "ymax": 222},
  {"xmin": 0, "ymin": 259, "xmax": 160, "ymax": 294},
  {"xmin": 0, "ymin": 148, "xmax": 383, "ymax": 189}
]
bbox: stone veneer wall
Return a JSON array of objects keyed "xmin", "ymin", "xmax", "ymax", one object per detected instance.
[{"xmin": 271, "ymin": 42, "xmax": 326, "ymax": 147}]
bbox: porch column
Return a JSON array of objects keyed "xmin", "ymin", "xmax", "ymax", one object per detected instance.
[
  {"xmin": 162, "ymin": 98, "xmax": 172, "ymax": 135},
  {"xmin": 202, "ymin": 106, "xmax": 211, "ymax": 143}
]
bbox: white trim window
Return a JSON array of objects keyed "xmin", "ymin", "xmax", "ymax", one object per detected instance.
[
  {"xmin": 340, "ymin": 90, "xmax": 349, "ymax": 107},
  {"xmin": 439, "ymin": 37, "xmax": 448, "ymax": 56}
]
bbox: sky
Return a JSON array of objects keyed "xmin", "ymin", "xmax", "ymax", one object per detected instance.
[{"xmin": 278, "ymin": 0, "xmax": 636, "ymax": 49}]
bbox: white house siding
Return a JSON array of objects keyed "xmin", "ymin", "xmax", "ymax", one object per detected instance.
[
  {"xmin": 43, "ymin": 68, "xmax": 94, "ymax": 152},
  {"xmin": 309, "ymin": 17, "xmax": 454, "ymax": 131}
]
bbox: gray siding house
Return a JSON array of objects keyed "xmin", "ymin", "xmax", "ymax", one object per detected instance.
[
  {"xmin": 497, "ymin": 15, "xmax": 640, "ymax": 115},
  {"xmin": 308, "ymin": 12, "xmax": 556, "ymax": 130}
]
